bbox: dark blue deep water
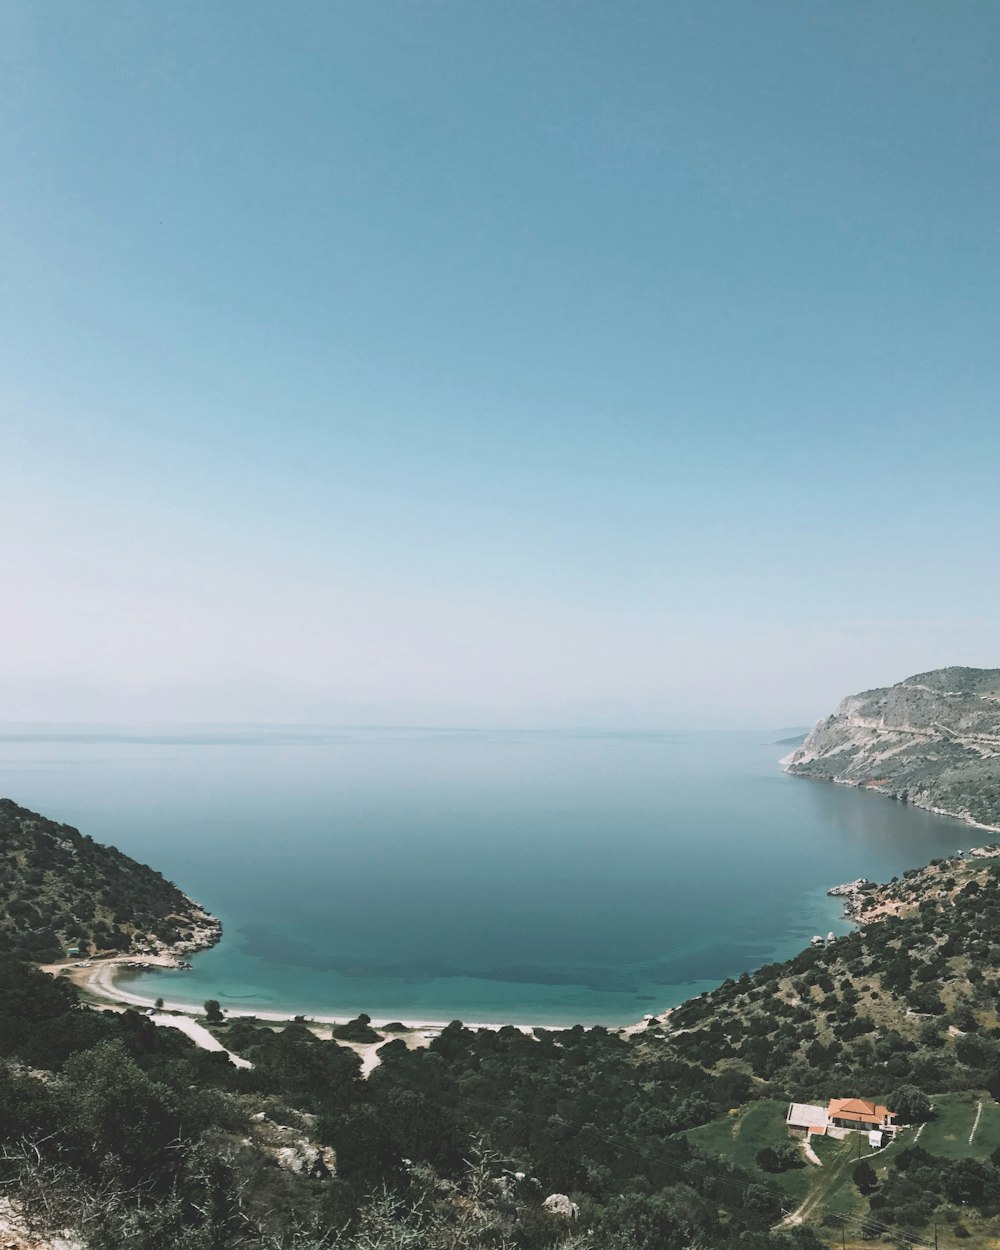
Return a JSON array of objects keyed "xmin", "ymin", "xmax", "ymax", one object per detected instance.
[{"xmin": 0, "ymin": 726, "xmax": 976, "ymax": 1024}]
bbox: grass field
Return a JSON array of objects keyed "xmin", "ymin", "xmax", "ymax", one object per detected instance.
[
  {"xmin": 686, "ymin": 1093, "xmax": 1000, "ymax": 1248},
  {"xmin": 685, "ymin": 1099, "xmax": 830, "ymax": 1207},
  {"xmin": 917, "ymin": 1091, "xmax": 1000, "ymax": 1160}
]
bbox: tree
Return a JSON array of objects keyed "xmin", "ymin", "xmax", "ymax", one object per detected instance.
[
  {"xmin": 853, "ymin": 1160, "xmax": 877, "ymax": 1195},
  {"xmin": 154, "ymin": 997, "xmax": 164, "ymax": 1011},
  {"xmin": 60, "ymin": 1039, "xmax": 178, "ymax": 1180},
  {"xmin": 945, "ymin": 1157, "xmax": 992, "ymax": 1206},
  {"xmin": 330, "ymin": 1012, "xmax": 380, "ymax": 1043},
  {"xmin": 890, "ymin": 1084, "xmax": 932, "ymax": 1124},
  {"xmin": 757, "ymin": 1143, "xmax": 805, "ymax": 1173},
  {"xmin": 203, "ymin": 999, "xmax": 223, "ymax": 1024},
  {"xmin": 907, "ymin": 983, "xmax": 944, "ymax": 1015}
]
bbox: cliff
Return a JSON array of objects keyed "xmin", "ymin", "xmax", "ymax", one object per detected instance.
[
  {"xmin": 0, "ymin": 798, "xmax": 220, "ymax": 962},
  {"xmin": 785, "ymin": 666, "xmax": 1000, "ymax": 830}
]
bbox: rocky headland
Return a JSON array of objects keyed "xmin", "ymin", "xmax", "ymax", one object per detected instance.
[
  {"xmin": 0, "ymin": 797, "xmax": 220, "ymax": 965},
  {"xmin": 784, "ymin": 665, "xmax": 1000, "ymax": 831},
  {"xmin": 826, "ymin": 843, "xmax": 1000, "ymax": 924}
]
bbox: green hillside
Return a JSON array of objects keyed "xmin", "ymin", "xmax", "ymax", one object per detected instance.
[
  {"xmin": 7, "ymin": 795, "xmax": 1000, "ymax": 1245},
  {"xmin": 787, "ymin": 667, "xmax": 1000, "ymax": 829},
  {"xmin": 0, "ymin": 797, "xmax": 219, "ymax": 961}
]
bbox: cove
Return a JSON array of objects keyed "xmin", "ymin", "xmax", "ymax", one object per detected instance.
[{"xmin": 0, "ymin": 725, "xmax": 976, "ymax": 1025}]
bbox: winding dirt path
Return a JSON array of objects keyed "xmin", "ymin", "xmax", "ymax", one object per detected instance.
[
  {"xmin": 801, "ymin": 1137, "xmax": 822, "ymax": 1166},
  {"xmin": 149, "ymin": 1013, "xmax": 253, "ymax": 1068},
  {"xmin": 776, "ymin": 1144, "xmax": 855, "ymax": 1228}
]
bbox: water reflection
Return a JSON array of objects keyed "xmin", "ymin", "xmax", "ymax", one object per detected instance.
[
  {"xmin": 796, "ymin": 772, "xmax": 972, "ymax": 863},
  {"xmin": 0, "ymin": 726, "xmax": 980, "ymax": 1024}
]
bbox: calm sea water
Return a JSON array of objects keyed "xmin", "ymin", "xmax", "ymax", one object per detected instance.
[{"xmin": 0, "ymin": 725, "xmax": 977, "ymax": 1025}]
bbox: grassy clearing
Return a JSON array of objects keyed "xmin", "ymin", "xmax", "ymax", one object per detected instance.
[
  {"xmin": 688, "ymin": 1094, "xmax": 1000, "ymax": 1248},
  {"xmin": 919, "ymin": 1091, "xmax": 1000, "ymax": 1160},
  {"xmin": 684, "ymin": 1098, "xmax": 790, "ymax": 1160},
  {"xmin": 686, "ymin": 1100, "xmax": 826, "ymax": 1207},
  {"xmin": 789, "ymin": 1136, "xmax": 882, "ymax": 1244}
]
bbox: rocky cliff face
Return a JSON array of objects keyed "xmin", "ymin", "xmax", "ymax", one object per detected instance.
[{"xmin": 785, "ymin": 667, "xmax": 1000, "ymax": 831}]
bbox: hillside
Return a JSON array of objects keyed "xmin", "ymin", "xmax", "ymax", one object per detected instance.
[
  {"xmin": 649, "ymin": 847, "xmax": 1000, "ymax": 1244},
  {"xmin": 7, "ymin": 790, "xmax": 1000, "ymax": 1245},
  {"xmin": 657, "ymin": 848, "xmax": 1000, "ymax": 1090},
  {"xmin": 785, "ymin": 667, "xmax": 1000, "ymax": 830},
  {"xmin": 0, "ymin": 946, "xmax": 825, "ymax": 1250},
  {"xmin": 13, "ymin": 847, "xmax": 1000, "ymax": 1250},
  {"xmin": 0, "ymin": 798, "xmax": 219, "ymax": 962}
]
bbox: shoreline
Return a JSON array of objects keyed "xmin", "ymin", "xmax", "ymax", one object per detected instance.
[
  {"xmin": 47, "ymin": 957, "xmax": 567, "ymax": 1034},
  {"xmin": 54, "ymin": 843, "xmax": 991, "ymax": 1036},
  {"xmin": 53, "ymin": 848, "xmax": 986, "ymax": 1036},
  {"xmin": 782, "ymin": 759, "xmax": 1000, "ymax": 836},
  {"xmin": 825, "ymin": 841, "xmax": 1000, "ymax": 926},
  {"xmin": 49, "ymin": 847, "xmax": 980, "ymax": 1038},
  {"xmin": 43, "ymin": 763, "xmax": 992, "ymax": 1036}
]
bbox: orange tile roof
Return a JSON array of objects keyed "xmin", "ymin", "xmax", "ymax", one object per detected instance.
[{"xmin": 827, "ymin": 1098, "xmax": 892, "ymax": 1124}]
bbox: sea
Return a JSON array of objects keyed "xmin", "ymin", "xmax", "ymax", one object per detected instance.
[{"xmin": 0, "ymin": 725, "xmax": 978, "ymax": 1026}]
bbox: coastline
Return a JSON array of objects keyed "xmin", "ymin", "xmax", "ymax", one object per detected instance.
[
  {"xmin": 789, "ymin": 769, "xmax": 1000, "ymax": 836},
  {"xmin": 783, "ymin": 740, "xmax": 1000, "ymax": 837},
  {"xmin": 825, "ymin": 841, "xmax": 1000, "ymax": 926},
  {"xmin": 64, "ymin": 842, "xmax": 997, "ymax": 1037},
  {"xmin": 48, "ymin": 843, "xmax": 988, "ymax": 1037},
  {"xmin": 46, "ymin": 956, "xmax": 547, "ymax": 1034},
  {"xmin": 34, "ymin": 748, "xmax": 989, "ymax": 1037},
  {"xmin": 53, "ymin": 839, "xmax": 999, "ymax": 1036}
]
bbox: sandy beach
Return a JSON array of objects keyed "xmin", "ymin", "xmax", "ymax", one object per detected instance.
[{"xmin": 43, "ymin": 956, "xmax": 552, "ymax": 1034}]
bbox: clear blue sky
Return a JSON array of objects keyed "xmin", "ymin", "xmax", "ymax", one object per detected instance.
[{"xmin": 2, "ymin": 1, "xmax": 998, "ymax": 727}]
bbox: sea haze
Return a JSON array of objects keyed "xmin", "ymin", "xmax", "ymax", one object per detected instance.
[{"xmin": 0, "ymin": 725, "xmax": 977, "ymax": 1025}]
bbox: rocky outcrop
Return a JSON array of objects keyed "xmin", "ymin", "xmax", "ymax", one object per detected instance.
[
  {"xmin": 248, "ymin": 1112, "xmax": 336, "ymax": 1177},
  {"xmin": 0, "ymin": 1199, "xmax": 81, "ymax": 1250},
  {"xmin": 785, "ymin": 667, "xmax": 1000, "ymax": 831},
  {"xmin": 542, "ymin": 1194, "xmax": 579, "ymax": 1219},
  {"xmin": 826, "ymin": 878, "xmax": 876, "ymax": 920},
  {"xmin": 0, "ymin": 798, "xmax": 221, "ymax": 963}
]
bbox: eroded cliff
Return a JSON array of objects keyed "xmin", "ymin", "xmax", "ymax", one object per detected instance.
[{"xmin": 785, "ymin": 667, "xmax": 1000, "ymax": 830}]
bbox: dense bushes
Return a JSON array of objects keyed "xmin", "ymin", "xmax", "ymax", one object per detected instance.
[
  {"xmin": 0, "ymin": 959, "xmax": 822, "ymax": 1249},
  {"xmin": 0, "ymin": 799, "xmax": 209, "ymax": 958},
  {"xmin": 873, "ymin": 1146, "xmax": 1000, "ymax": 1230},
  {"xmin": 657, "ymin": 860, "xmax": 1000, "ymax": 1105},
  {"xmin": 8, "ymin": 817, "xmax": 1000, "ymax": 1246}
]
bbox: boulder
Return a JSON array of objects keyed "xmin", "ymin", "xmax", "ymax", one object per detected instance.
[{"xmin": 543, "ymin": 1193, "xmax": 579, "ymax": 1219}]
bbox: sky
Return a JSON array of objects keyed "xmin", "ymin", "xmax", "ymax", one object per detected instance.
[{"xmin": 1, "ymin": 1, "xmax": 998, "ymax": 729}]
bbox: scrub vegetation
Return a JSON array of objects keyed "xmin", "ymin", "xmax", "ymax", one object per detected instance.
[
  {"xmin": 0, "ymin": 959, "xmax": 823, "ymax": 1250},
  {"xmin": 787, "ymin": 666, "xmax": 1000, "ymax": 829},
  {"xmin": 8, "ymin": 805, "xmax": 1000, "ymax": 1246},
  {"xmin": 0, "ymin": 798, "xmax": 219, "ymax": 962}
]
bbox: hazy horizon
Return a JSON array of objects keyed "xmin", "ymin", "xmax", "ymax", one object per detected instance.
[
  {"xmin": 0, "ymin": 667, "xmax": 977, "ymax": 732},
  {"xmin": 3, "ymin": 3, "xmax": 998, "ymax": 727},
  {"xmin": 0, "ymin": 716, "xmax": 811, "ymax": 734}
]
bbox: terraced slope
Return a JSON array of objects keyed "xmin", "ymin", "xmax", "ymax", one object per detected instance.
[{"xmin": 785, "ymin": 667, "xmax": 1000, "ymax": 829}]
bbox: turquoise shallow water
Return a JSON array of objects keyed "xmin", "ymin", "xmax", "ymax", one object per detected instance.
[{"xmin": 0, "ymin": 725, "xmax": 977, "ymax": 1025}]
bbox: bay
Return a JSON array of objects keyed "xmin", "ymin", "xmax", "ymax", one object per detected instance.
[{"xmin": 0, "ymin": 725, "xmax": 976, "ymax": 1025}]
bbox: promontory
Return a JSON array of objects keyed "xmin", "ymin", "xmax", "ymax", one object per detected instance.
[
  {"xmin": 785, "ymin": 666, "xmax": 1000, "ymax": 830},
  {"xmin": 0, "ymin": 796, "xmax": 220, "ymax": 962}
]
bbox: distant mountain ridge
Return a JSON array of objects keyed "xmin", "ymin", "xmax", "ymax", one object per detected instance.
[
  {"xmin": 0, "ymin": 797, "xmax": 220, "ymax": 962},
  {"xmin": 785, "ymin": 667, "xmax": 1000, "ymax": 831}
]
